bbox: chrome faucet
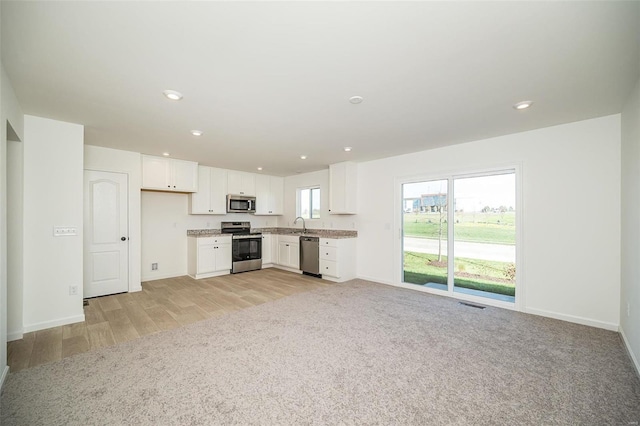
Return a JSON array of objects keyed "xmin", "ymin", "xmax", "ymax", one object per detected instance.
[{"xmin": 294, "ymin": 216, "xmax": 306, "ymax": 234}]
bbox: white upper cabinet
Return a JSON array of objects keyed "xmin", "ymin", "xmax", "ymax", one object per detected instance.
[
  {"xmin": 189, "ymin": 166, "xmax": 228, "ymax": 214},
  {"xmin": 329, "ymin": 161, "xmax": 357, "ymax": 214},
  {"xmin": 172, "ymin": 159, "xmax": 198, "ymax": 192},
  {"xmin": 255, "ymin": 175, "xmax": 284, "ymax": 215},
  {"xmin": 227, "ymin": 170, "xmax": 255, "ymax": 196},
  {"xmin": 141, "ymin": 155, "xmax": 170, "ymax": 189},
  {"xmin": 141, "ymin": 154, "xmax": 198, "ymax": 192}
]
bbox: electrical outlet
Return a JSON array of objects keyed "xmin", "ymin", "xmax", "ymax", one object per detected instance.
[
  {"xmin": 152, "ymin": 263, "xmax": 158, "ymax": 271},
  {"xmin": 69, "ymin": 285, "xmax": 78, "ymax": 296}
]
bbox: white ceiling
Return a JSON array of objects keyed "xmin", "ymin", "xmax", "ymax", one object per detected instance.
[{"xmin": 2, "ymin": 1, "xmax": 639, "ymax": 176}]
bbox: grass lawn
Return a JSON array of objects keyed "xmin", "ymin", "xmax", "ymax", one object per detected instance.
[
  {"xmin": 403, "ymin": 251, "xmax": 515, "ymax": 296},
  {"xmin": 403, "ymin": 212, "xmax": 515, "ymax": 245}
]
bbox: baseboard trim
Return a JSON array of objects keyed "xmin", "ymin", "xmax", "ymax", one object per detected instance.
[
  {"xmin": 525, "ymin": 307, "xmax": 619, "ymax": 331},
  {"xmin": 7, "ymin": 329, "xmax": 24, "ymax": 342},
  {"xmin": 141, "ymin": 271, "xmax": 185, "ymax": 282},
  {"xmin": 190, "ymin": 270, "xmax": 230, "ymax": 280},
  {"xmin": 620, "ymin": 327, "xmax": 640, "ymax": 379},
  {"xmin": 0, "ymin": 365, "xmax": 9, "ymax": 391},
  {"xmin": 23, "ymin": 314, "xmax": 86, "ymax": 334},
  {"xmin": 272, "ymin": 265, "xmax": 303, "ymax": 274},
  {"xmin": 356, "ymin": 275, "xmax": 394, "ymax": 286}
]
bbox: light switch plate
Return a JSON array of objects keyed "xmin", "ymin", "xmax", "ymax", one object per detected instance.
[{"xmin": 54, "ymin": 227, "xmax": 77, "ymax": 236}]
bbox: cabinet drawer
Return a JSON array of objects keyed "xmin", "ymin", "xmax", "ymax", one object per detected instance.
[
  {"xmin": 199, "ymin": 236, "xmax": 230, "ymax": 246},
  {"xmin": 319, "ymin": 238, "xmax": 337, "ymax": 247},
  {"xmin": 320, "ymin": 259, "xmax": 338, "ymax": 277},
  {"xmin": 320, "ymin": 246, "xmax": 337, "ymax": 261},
  {"xmin": 278, "ymin": 235, "xmax": 300, "ymax": 244}
]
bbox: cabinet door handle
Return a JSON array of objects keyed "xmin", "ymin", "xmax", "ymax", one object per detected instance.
[{"xmin": 121, "ymin": 237, "xmax": 127, "ymax": 241}]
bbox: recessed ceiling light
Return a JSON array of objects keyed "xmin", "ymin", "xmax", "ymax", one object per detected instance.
[
  {"xmin": 190, "ymin": 130, "xmax": 203, "ymax": 136},
  {"xmin": 162, "ymin": 152, "xmax": 170, "ymax": 156},
  {"xmin": 349, "ymin": 96, "xmax": 363, "ymax": 104},
  {"xmin": 344, "ymin": 147, "xmax": 352, "ymax": 152},
  {"xmin": 300, "ymin": 155, "xmax": 307, "ymax": 160},
  {"xmin": 513, "ymin": 100, "xmax": 533, "ymax": 110},
  {"xmin": 257, "ymin": 167, "xmax": 263, "ymax": 171},
  {"xmin": 163, "ymin": 90, "xmax": 183, "ymax": 101}
]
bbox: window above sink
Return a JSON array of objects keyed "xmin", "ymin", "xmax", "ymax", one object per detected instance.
[{"xmin": 297, "ymin": 186, "xmax": 320, "ymax": 219}]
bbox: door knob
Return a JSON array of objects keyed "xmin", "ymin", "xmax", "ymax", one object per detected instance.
[{"xmin": 121, "ymin": 237, "xmax": 127, "ymax": 241}]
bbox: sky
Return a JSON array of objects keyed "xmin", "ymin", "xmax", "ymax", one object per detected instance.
[{"xmin": 403, "ymin": 172, "xmax": 515, "ymax": 212}]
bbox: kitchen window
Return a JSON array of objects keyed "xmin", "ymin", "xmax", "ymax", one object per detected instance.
[{"xmin": 298, "ymin": 187, "xmax": 320, "ymax": 219}]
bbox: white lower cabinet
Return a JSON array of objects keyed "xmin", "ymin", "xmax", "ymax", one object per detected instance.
[
  {"xmin": 276, "ymin": 235, "xmax": 300, "ymax": 270},
  {"xmin": 262, "ymin": 234, "xmax": 273, "ymax": 266},
  {"xmin": 319, "ymin": 238, "xmax": 356, "ymax": 282},
  {"xmin": 188, "ymin": 236, "xmax": 232, "ymax": 279}
]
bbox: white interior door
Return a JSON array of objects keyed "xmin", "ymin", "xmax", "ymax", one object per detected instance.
[{"xmin": 84, "ymin": 170, "xmax": 129, "ymax": 298}]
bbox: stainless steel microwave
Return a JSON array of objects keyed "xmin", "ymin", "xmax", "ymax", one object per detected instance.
[{"xmin": 227, "ymin": 195, "xmax": 256, "ymax": 213}]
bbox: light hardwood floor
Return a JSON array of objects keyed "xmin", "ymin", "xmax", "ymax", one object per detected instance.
[{"xmin": 7, "ymin": 268, "xmax": 333, "ymax": 372}]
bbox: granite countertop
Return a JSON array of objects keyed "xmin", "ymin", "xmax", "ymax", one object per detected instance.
[
  {"xmin": 187, "ymin": 227, "xmax": 357, "ymax": 239},
  {"xmin": 187, "ymin": 229, "xmax": 224, "ymax": 236}
]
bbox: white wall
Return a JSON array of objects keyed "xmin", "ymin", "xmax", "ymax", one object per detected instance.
[
  {"xmin": 1, "ymin": 63, "xmax": 24, "ymax": 383},
  {"xmin": 621, "ymin": 76, "xmax": 640, "ymax": 373},
  {"xmin": 281, "ymin": 169, "xmax": 357, "ymax": 231},
  {"xmin": 7, "ymin": 140, "xmax": 23, "ymax": 340},
  {"xmin": 84, "ymin": 145, "xmax": 142, "ymax": 292},
  {"xmin": 141, "ymin": 192, "xmax": 274, "ymax": 281},
  {"xmin": 22, "ymin": 115, "xmax": 84, "ymax": 332},
  {"xmin": 357, "ymin": 115, "xmax": 621, "ymax": 331},
  {"xmin": 0, "ymin": 11, "xmax": 5, "ymax": 389}
]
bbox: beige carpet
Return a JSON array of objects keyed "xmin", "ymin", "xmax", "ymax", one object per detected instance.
[{"xmin": 2, "ymin": 279, "xmax": 639, "ymax": 425}]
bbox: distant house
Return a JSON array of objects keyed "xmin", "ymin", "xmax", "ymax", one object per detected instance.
[{"xmin": 421, "ymin": 193, "xmax": 447, "ymax": 212}]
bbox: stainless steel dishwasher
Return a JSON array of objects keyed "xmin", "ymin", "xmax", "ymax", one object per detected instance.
[{"xmin": 299, "ymin": 236, "xmax": 320, "ymax": 276}]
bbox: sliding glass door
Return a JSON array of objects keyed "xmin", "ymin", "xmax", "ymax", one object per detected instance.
[
  {"xmin": 402, "ymin": 170, "xmax": 517, "ymax": 303},
  {"xmin": 452, "ymin": 173, "xmax": 516, "ymax": 302},
  {"xmin": 402, "ymin": 179, "xmax": 449, "ymax": 289}
]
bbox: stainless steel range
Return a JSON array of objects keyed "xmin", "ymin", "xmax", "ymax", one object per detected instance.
[{"xmin": 221, "ymin": 221, "xmax": 262, "ymax": 273}]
